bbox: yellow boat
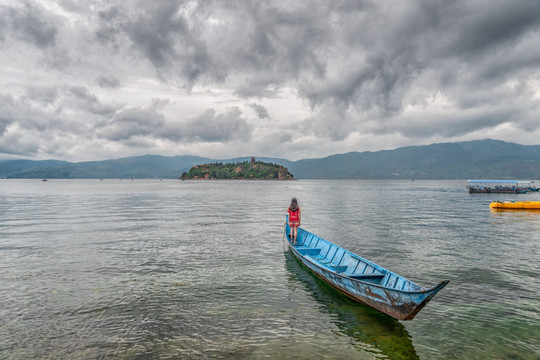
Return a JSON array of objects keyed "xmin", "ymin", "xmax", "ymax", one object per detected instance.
[{"xmin": 490, "ymin": 201, "xmax": 540, "ymax": 210}]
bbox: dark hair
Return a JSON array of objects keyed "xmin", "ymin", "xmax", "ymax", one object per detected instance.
[{"xmin": 289, "ymin": 198, "xmax": 298, "ymax": 211}]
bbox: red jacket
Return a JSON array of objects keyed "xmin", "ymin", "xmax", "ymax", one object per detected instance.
[{"xmin": 288, "ymin": 207, "xmax": 300, "ymax": 224}]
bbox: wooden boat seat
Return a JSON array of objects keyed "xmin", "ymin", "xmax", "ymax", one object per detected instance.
[
  {"xmin": 347, "ymin": 274, "xmax": 385, "ymax": 280},
  {"xmin": 329, "ymin": 265, "xmax": 348, "ymax": 273},
  {"xmin": 314, "ymin": 256, "xmax": 330, "ymax": 264},
  {"xmin": 295, "ymin": 247, "xmax": 322, "ymax": 257},
  {"xmin": 312, "ymin": 254, "xmax": 333, "ymax": 262}
]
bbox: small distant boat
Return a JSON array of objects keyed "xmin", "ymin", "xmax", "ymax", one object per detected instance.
[
  {"xmin": 466, "ymin": 180, "xmax": 531, "ymax": 193},
  {"xmin": 41, "ymin": 179, "xmax": 47, "ymax": 182},
  {"xmin": 285, "ymin": 218, "xmax": 449, "ymax": 320},
  {"xmin": 490, "ymin": 201, "xmax": 540, "ymax": 210}
]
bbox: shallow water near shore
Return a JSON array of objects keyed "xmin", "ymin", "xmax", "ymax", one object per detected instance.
[{"xmin": 0, "ymin": 179, "xmax": 539, "ymax": 359}]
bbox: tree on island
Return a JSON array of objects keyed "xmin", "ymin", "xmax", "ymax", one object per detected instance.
[{"xmin": 180, "ymin": 158, "xmax": 294, "ymax": 180}]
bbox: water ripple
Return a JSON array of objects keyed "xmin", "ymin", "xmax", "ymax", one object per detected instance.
[{"xmin": 0, "ymin": 179, "xmax": 538, "ymax": 359}]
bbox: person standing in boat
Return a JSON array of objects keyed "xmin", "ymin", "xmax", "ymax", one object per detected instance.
[{"xmin": 287, "ymin": 198, "xmax": 301, "ymax": 244}]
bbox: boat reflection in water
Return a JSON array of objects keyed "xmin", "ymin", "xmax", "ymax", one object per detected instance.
[{"xmin": 285, "ymin": 251, "xmax": 419, "ymax": 360}]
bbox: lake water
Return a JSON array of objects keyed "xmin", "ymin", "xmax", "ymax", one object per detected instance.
[{"xmin": 0, "ymin": 179, "xmax": 538, "ymax": 360}]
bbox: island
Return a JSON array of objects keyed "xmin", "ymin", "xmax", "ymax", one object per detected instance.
[{"xmin": 180, "ymin": 157, "xmax": 295, "ymax": 180}]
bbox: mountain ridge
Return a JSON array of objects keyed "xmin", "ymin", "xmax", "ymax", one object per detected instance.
[{"xmin": 2, "ymin": 139, "xmax": 540, "ymax": 179}]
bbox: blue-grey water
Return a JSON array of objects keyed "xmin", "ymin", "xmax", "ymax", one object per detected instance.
[{"xmin": 0, "ymin": 179, "xmax": 538, "ymax": 360}]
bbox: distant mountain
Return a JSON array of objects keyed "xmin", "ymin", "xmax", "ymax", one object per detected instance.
[
  {"xmin": 0, "ymin": 155, "xmax": 214, "ymax": 179},
  {"xmin": 288, "ymin": 139, "xmax": 540, "ymax": 179},
  {"xmin": 2, "ymin": 139, "xmax": 540, "ymax": 179},
  {"xmin": 0, "ymin": 159, "xmax": 70, "ymax": 176}
]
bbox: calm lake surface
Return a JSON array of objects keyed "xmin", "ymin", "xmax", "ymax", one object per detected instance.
[{"xmin": 0, "ymin": 179, "xmax": 539, "ymax": 360}]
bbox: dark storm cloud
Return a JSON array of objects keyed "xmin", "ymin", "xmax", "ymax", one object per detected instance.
[
  {"xmin": 2, "ymin": 0, "xmax": 540, "ymax": 161},
  {"xmin": 96, "ymin": 0, "xmax": 540, "ymax": 139},
  {"xmin": 98, "ymin": 105, "xmax": 166, "ymax": 141},
  {"xmin": 26, "ymin": 86, "xmax": 59, "ymax": 104},
  {"xmin": 0, "ymin": 94, "xmax": 18, "ymax": 135},
  {"xmin": 0, "ymin": 134, "xmax": 40, "ymax": 156},
  {"xmin": 1, "ymin": 85, "xmax": 119, "ymax": 139},
  {"xmin": 95, "ymin": 76, "xmax": 121, "ymax": 89},
  {"xmin": 95, "ymin": 6, "xmax": 124, "ymax": 44},
  {"xmin": 25, "ymin": 85, "xmax": 118, "ymax": 116},
  {"xmin": 96, "ymin": 1, "xmax": 220, "ymax": 86},
  {"xmin": 125, "ymin": 2, "xmax": 188, "ymax": 69},
  {"xmin": 383, "ymin": 109, "xmax": 514, "ymax": 139},
  {"xmin": 1, "ymin": 1, "xmax": 58, "ymax": 48},
  {"xmin": 0, "ymin": 91, "xmax": 64, "ymax": 135},
  {"xmin": 97, "ymin": 103, "xmax": 251, "ymax": 144},
  {"xmin": 214, "ymin": 1, "xmax": 329, "ymax": 96},
  {"xmin": 66, "ymin": 86, "xmax": 119, "ymax": 115},
  {"xmin": 247, "ymin": 103, "xmax": 270, "ymax": 119},
  {"xmin": 84, "ymin": 0, "xmax": 540, "ymax": 148},
  {"xmin": 90, "ymin": 0, "xmax": 540, "ymax": 120},
  {"xmin": 163, "ymin": 107, "xmax": 252, "ymax": 142},
  {"xmin": 93, "ymin": 0, "xmax": 330, "ymax": 90},
  {"xmin": 291, "ymin": 0, "xmax": 540, "ymax": 140},
  {"xmin": 433, "ymin": 1, "xmax": 540, "ymax": 60}
]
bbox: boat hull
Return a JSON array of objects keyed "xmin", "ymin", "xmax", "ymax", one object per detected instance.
[
  {"xmin": 490, "ymin": 201, "xmax": 540, "ymax": 210},
  {"xmin": 469, "ymin": 188, "xmax": 528, "ymax": 194},
  {"xmin": 285, "ymin": 221, "xmax": 448, "ymax": 320}
]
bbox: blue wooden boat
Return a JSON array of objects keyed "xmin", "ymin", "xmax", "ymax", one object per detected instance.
[{"xmin": 285, "ymin": 218, "xmax": 449, "ymax": 320}]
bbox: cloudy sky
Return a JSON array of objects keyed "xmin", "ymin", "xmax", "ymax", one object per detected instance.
[{"xmin": 1, "ymin": 0, "xmax": 540, "ymax": 162}]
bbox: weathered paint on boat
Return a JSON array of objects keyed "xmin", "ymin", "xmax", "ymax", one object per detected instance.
[
  {"xmin": 490, "ymin": 201, "xmax": 540, "ymax": 210},
  {"xmin": 285, "ymin": 218, "xmax": 449, "ymax": 320}
]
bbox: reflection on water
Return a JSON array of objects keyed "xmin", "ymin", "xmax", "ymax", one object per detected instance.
[
  {"xmin": 285, "ymin": 251, "xmax": 419, "ymax": 360},
  {"xmin": 490, "ymin": 208, "xmax": 540, "ymax": 218}
]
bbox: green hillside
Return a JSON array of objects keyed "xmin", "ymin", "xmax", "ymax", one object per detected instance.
[
  {"xmin": 288, "ymin": 140, "xmax": 540, "ymax": 179},
  {"xmin": 0, "ymin": 155, "xmax": 215, "ymax": 179},
  {"xmin": 181, "ymin": 158, "xmax": 294, "ymax": 180}
]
